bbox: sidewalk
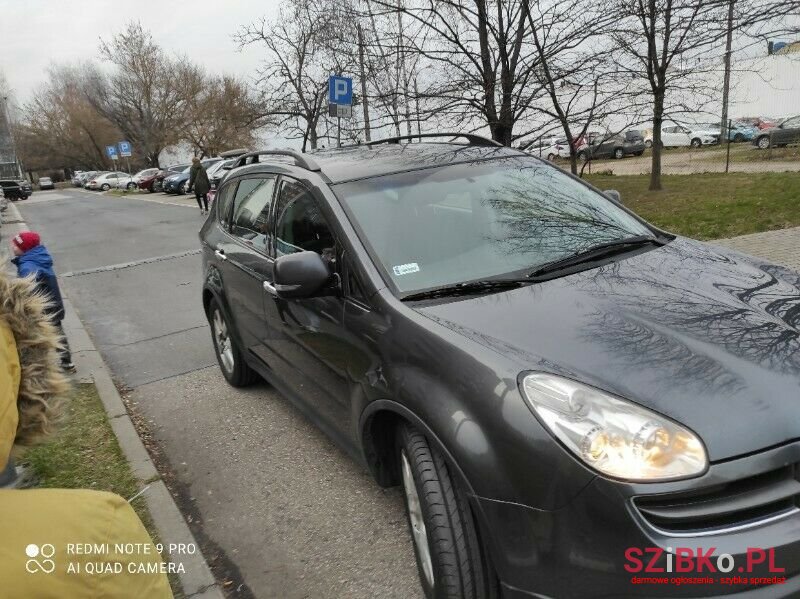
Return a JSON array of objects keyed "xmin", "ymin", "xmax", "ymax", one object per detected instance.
[
  {"xmin": 714, "ymin": 225, "xmax": 800, "ymax": 271},
  {"xmin": 3, "ymin": 200, "xmax": 224, "ymax": 599}
]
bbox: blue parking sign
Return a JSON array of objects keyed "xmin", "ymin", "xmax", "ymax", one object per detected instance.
[
  {"xmin": 118, "ymin": 140, "xmax": 132, "ymax": 158},
  {"xmin": 106, "ymin": 145, "xmax": 118, "ymax": 160},
  {"xmin": 328, "ymin": 76, "xmax": 353, "ymax": 105}
]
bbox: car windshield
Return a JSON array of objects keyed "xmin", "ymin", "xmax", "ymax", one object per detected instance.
[{"xmin": 335, "ymin": 157, "xmax": 652, "ymax": 294}]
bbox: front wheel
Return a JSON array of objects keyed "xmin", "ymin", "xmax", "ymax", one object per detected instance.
[
  {"xmin": 757, "ymin": 136, "xmax": 771, "ymax": 150},
  {"xmin": 397, "ymin": 423, "xmax": 497, "ymax": 599},
  {"xmin": 733, "ymin": 133, "xmax": 744, "ymax": 143},
  {"xmin": 208, "ymin": 298, "xmax": 258, "ymax": 387},
  {"xmin": 613, "ymin": 148, "xmax": 624, "ymax": 159},
  {"xmin": 179, "ymin": 182, "xmax": 187, "ymax": 195},
  {"xmin": 644, "ymin": 139, "xmax": 652, "ymax": 148},
  {"xmin": 101, "ymin": 183, "xmax": 111, "ymax": 191},
  {"xmin": 127, "ymin": 182, "xmax": 136, "ymax": 190},
  {"xmin": 690, "ymin": 138, "xmax": 702, "ymax": 148},
  {"xmin": 546, "ymin": 153, "xmax": 556, "ymax": 161}
]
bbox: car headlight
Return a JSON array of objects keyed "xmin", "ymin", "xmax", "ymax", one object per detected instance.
[{"xmin": 520, "ymin": 373, "xmax": 707, "ymax": 481}]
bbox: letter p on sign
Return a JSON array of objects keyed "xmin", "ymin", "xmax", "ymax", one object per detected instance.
[{"xmin": 329, "ymin": 76, "xmax": 353, "ymax": 105}]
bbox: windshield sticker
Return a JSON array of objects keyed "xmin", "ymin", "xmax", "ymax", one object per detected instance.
[{"xmin": 393, "ymin": 263, "xmax": 420, "ymax": 276}]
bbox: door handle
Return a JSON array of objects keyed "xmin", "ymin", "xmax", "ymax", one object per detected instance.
[
  {"xmin": 263, "ymin": 280, "xmax": 277, "ymax": 296},
  {"xmin": 214, "ymin": 249, "xmax": 227, "ymax": 261}
]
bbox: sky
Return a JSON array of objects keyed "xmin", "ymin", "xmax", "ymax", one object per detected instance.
[{"xmin": 0, "ymin": 0, "xmax": 282, "ymax": 104}]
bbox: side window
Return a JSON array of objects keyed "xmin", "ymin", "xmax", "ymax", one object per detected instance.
[
  {"xmin": 216, "ymin": 181, "xmax": 238, "ymax": 228},
  {"xmin": 230, "ymin": 177, "xmax": 277, "ymax": 253},
  {"xmin": 274, "ymin": 179, "xmax": 336, "ymax": 267}
]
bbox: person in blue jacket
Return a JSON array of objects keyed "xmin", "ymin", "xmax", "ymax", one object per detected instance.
[{"xmin": 10, "ymin": 231, "xmax": 75, "ymax": 372}]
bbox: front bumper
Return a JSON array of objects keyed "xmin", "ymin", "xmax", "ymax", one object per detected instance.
[{"xmin": 479, "ymin": 441, "xmax": 800, "ymax": 597}]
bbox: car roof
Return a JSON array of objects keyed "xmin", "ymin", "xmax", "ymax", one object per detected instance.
[{"xmin": 301, "ymin": 143, "xmax": 522, "ymax": 184}]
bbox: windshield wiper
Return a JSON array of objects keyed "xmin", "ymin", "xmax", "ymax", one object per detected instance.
[
  {"xmin": 401, "ymin": 279, "xmax": 529, "ymax": 301},
  {"xmin": 529, "ymin": 235, "xmax": 666, "ymax": 279}
]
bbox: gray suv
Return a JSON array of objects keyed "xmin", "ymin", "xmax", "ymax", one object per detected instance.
[{"xmin": 201, "ymin": 134, "xmax": 800, "ymax": 598}]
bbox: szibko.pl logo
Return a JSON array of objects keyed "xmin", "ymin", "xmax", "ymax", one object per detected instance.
[
  {"xmin": 25, "ymin": 544, "xmax": 56, "ymax": 574},
  {"xmin": 625, "ymin": 547, "xmax": 784, "ymax": 574}
]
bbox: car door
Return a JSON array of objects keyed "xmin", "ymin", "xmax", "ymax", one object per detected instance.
[
  {"xmin": 261, "ymin": 177, "xmax": 352, "ymax": 437},
  {"xmin": 777, "ymin": 116, "xmax": 800, "ymax": 144},
  {"xmin": 217, "ymin": 175, "xmax": 278, "ymax": 365}
]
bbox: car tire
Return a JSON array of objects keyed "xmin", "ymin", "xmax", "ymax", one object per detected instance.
[
  {"xmin": 757, "ymin": 136, "xmax": 770, "ymax": 150},
  {"xmin": 577, "ymin": 150, "xmax": 588, "ymax": 162},
  {"xmin": 207, "ymin": 298, "xmax": 258, "ymax": 387},
  {"xmin": 396, "ymin": 423, "xmax": 497, "ymax": 599},
  {"xmin": 613, "ymin": 148, "xmax": 624, "ymax": 159},
  {"xmin": 101, "ymin": 183, "xmax": 110, "ymax": 191},
  {"xmin": 127, "ymin": 182, "xmax": 136, "ymax": 190},
  {"xmin": 644, "ymin": 140, "xmax": 652, "ymax": 148},
  {"xmin": 179, "ymin": 182, "xmax": 187, "ymax": 195},
  {"xmin": 546, "ymin": 153, "xmax": 556, "ymax": 161},
  {"xmin": 733, "ymin": 133, "xmax": 744, "ymax": 143}
]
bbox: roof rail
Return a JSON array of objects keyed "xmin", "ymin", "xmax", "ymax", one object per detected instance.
[
  {"xmin": 229, "ymin": 150, "xmax": 321, "ymax": 172},
  {"xmin": 219, "ymin": 148, "xmax": 250, "ymax": 158},
  {"xmin": 366, "ymin": 133, "xmax": 503, "ymax": 148}
]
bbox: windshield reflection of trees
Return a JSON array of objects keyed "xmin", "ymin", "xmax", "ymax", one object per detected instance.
[
  {"xmin": 576, "ymin": 242, "xmax": 800, "ymax": 394},
  {"xmin": 479, "ymin": 161, "xmax": 640, "ymax": 259}
]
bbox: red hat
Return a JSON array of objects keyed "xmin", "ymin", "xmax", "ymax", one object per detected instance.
[{"xmin": 12, "ymin": 231, "xmax": 41, "ymax": 252}]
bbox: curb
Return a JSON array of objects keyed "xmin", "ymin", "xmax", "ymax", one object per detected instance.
[{"xmin": 7, "ymin": 201, "xmax": 224, "ymax": 599}]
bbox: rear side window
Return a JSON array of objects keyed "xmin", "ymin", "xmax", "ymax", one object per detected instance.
[
  {"xmin": 231, "ymin": 177, "xmax": 276, "ymax": 253},
  {"xmin": 216, "ymin": 181, "xmax": 237, "ymax": 228}
]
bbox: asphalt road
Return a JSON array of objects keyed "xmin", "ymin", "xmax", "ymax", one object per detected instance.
[{"xmin": 17, "ymin": 189, "xmax": 421, "ymax": 599}]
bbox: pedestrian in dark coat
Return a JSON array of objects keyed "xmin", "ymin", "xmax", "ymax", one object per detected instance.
[
  {"xmin": 187, "ymin": 157, "xmax": 211, "ymax": 216},
  {"xmin": 10, "ymin": 231, "xmax": 74, "ymax": 372}
]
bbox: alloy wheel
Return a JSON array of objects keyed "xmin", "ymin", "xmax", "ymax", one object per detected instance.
[
  {"xmin": 212, "ymin": 309, "xmax": 235, "ymax": 374},
  {"xmin": 758, "ymin": 136, "xmax": 770, "ymax": 149},
  {"xmin": 401, "ymin": 451, "xmax": 435, "ymax": 589}
]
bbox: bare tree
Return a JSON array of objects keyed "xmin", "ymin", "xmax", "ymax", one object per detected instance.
[
  {"xmin": 236, "ymin": 0, "xmax": 354, "ymax": 151},
  {"xmin": 519, "ymin": 0, "xmax": 642, "ymax": 174},
  {"xmin": 183, "ymin": 76, "xmax": 267, "ymax": 157},
  {"xmin": 372, "ymin": 0, "xmax": 544, "ymax": 146},
  {"xmin": 86, "ymin": 22, "xmax": 202, "ymax": 167},
  {"xmin": 610, "ymin": 0, "xmax": 800, "ymax": 190},
  {"xmin": 17, "ymin": 64, "xmax": 123, "ymax": 172}
]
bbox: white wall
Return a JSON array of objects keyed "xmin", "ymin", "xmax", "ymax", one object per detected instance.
[{"xmin": 729, "ymin": 54, "xmax": 800, "ymax": 119}]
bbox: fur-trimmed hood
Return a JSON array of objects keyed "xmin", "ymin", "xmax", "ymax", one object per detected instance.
[{"xmin": 0, "ymin": 259, "xmax": 68, "ymax": 449}]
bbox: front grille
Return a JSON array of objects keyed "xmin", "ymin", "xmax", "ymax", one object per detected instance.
[{"xmin": 634, "ymin": 464, "xmax": 800, "ymax": 534}]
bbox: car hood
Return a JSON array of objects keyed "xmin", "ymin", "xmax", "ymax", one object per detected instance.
[{"xmin": 414, "ymin": 238, "xmax": 800, "ymax": 462}]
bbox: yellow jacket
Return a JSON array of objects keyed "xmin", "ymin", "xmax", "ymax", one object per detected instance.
[{"xmin": 0, "ymin": 263, "xmax": 172, "ymax": 597}]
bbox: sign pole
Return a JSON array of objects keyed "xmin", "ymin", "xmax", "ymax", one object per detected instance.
[{"xmin": 337, "ymin": 117, "xmax": 341, "ymax": 148}]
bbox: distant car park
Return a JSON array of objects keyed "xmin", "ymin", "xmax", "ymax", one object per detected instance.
[{"xmin": 577, "ymin": 132, "xmax": 644, "ymax": 160}]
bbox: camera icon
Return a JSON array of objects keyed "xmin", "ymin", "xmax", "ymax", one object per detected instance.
[{"xmin": 25, "ymin": 543, "xmax": 56, "ymax": 574}]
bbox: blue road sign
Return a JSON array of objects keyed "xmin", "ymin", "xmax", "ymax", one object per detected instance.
[
  {"xmin": 106, "ymin": 145, "xmax": 119, "ymax": 160},
  {"xmin": 118, "ymin": 140, "xmax": 132, "ymax": 158},
  {"xmin": 328, "ymin": 76, "xmax": 353, "ymax": 105}
]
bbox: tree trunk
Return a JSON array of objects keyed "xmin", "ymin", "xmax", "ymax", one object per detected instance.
[{"xmin": 649, "ymin": 93, "xmax": 664, "ymax": 191}]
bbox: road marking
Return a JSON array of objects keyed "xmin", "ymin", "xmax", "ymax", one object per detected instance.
[{"xmin": 62, "ymin": 249, "xmax": 202, "ymax": 278}]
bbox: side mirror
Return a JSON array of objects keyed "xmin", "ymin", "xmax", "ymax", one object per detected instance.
[
  {"xmin": 604, "ymin": 189, "xmax": 622, "ymax": 203},
  {"xmin": 273, "ymin": 251, "xmax": 332, "ymax": 299}
]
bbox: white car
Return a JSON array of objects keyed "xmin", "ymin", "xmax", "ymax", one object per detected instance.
[
  {"xmin": 659, "ymin": 123, "xmax": 718, "ymax": 148},
  {"xmin": 528, "ymin": 137, "xmax": 571, "ymax": 160},
  {"xmin": 86, "ymin": 171, "xmax": 130, "ymax": 191}
]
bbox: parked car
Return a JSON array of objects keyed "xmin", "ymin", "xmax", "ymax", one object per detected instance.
[
  {"xmin": 739, "ymin": 116, "xmax": 777, "ymax": 130},
  {"xmin": 753, "ymin": 115, "xmax": 800, "ymax": 149},
  {"xmin": 200, "ymin": 135, "xmax": 800, "ymax": 597},
  {"xmin": 76, "ymin": 171, "xmax": 99, "ymax": 188},
  {"xmin": 71, "ymin": 171, "xmax": 86, "ymax": 186},
  {"xmin": 37, "ymin": 176, "xmax": 55, "ymax": 190},
  {"xmin": 121, "ymin": 168, "xmax": 159, "ymax": 190},
  {"xmin": 642, "ymin": 128, "xmax": 653, "ymax": 148},
  {"xmin": 149, "ymin": 164, "xmax": 190, "ymax": 193},
  {"xmin": 0, "ymin": 179, "xmax": 32, "ymax": 201},
  {"xmin": 658, "ymin": 123, "xmax": 717, "ymax": 148},
  {"xmin": 164, "ymin": 158, "xmax": 223, "ymax": 194},
  {"xmin": 622, "ymin": 130, "xmax": 646, "ymax": 155},
  {"xmin": 685, "ymin": 124, "xmax": 721, "ymax": 146},
  {"xmin": 577, "ymin": 132, "xmax": 643, "ymax": 160},
  {"xmin": 86, "ymin": 171, "xmax": 129, "ymax": 191},
  {"xmin": 527, "ymin": 137, "xmax": 570, "ymax": 161}
]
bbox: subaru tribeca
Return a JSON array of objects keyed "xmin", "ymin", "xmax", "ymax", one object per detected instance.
[{"xmin": 200, "ymin": 134, "xmax": 800, "ymax": 598}]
